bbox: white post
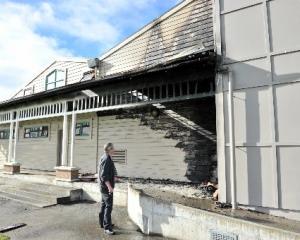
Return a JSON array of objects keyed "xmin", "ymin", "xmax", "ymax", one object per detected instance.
[
  {"xmin": 12, "ymin": 114, "xmax": 19, "ymax": 163},
  {"xmin": 7, "ymin": 112, "xmax": 14, "ymax": 163},
  {"xmin": 61, "ymin": 102, "xmax": 69, "ymax": 166},
  {"xmin": 228, "ymin": 71, "xmax": 237, "ymax": 210},
  {"xmin": 70, "ymin": 110, "xmax": 77, "ymax": 167}
]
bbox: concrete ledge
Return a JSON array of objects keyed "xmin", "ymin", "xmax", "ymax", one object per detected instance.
[
  {"xmin": 127, "ymin": 185, "xmax": 300, "ymax": 240},
  {"xmin": 55, "ymin": 166, "xmax": 79, "ymax": 182},
  {"xmin": 56, "ymin": 180, "xmax": 127, "ymax": 207},
  {"xmin": 3, "ymin": 163, "xmax": 21, "ymax": 175}
]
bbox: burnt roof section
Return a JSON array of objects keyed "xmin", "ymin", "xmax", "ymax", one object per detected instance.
[{"xmin": 97, "ymin": 0, "xmax": 214, "ymax": 79}]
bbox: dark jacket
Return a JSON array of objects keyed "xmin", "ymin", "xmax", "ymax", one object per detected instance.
[{"xmin": 98, "ymin": 153, "xmax": 116, "ymax": 193}]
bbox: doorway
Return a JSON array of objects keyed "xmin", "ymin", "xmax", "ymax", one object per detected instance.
[{"xmin": 57, "ymin": 129, "xmax": 63, "ymax": 166}]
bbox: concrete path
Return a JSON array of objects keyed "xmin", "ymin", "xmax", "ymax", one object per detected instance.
[{"xmin": 0, "ymin": 198, "xmax": 170, "ymax": 240}]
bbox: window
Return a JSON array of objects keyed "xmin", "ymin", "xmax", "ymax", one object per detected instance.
[
  {"xmin": 24, "ymin": 87, "xmax": 33, "ymax": 96},
  {"xmin": 0, "ymin": 129, "xmax": 10, "ymax": 139},
  {"xmin": 0, "ymin": 129, "xmax": 15, "ymax": 139},
  {"xmin": 113, "ymin": 150, "xmax": 127, "ymax": 164},
  {"xmin": 24, "ymin": 126, "xmax": 48, "ymax": 139},
  {"xmin": 75, "ymin": 122, "xmax": 90, "ymax": 136},
  {"xmin": 45, "ymin": 70, "xmax": 65, "ymax": 90}
]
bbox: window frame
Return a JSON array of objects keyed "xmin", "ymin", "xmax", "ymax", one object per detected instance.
[
  {"xmin": 23, "ymin": 87, "xmax": 34, "ymax": 96},
  {"xmin": 75, "ymin": 121, "xmax": 91, "ymax": 137},
  {"xmin": 45, "ymin": 69, "xmax": 66, "ymax": 90},
  {"xmin": 24, "ymin": 126, "xmax": 49, "ymax": 139},
  {"xmin": 0, "ymin": 129, "xmax": 10, "ymax": 140}
]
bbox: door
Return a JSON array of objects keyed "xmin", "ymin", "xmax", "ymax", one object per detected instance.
[{"xmin": 57, "ymin": 129, "xmax": 63, "ymax": 166}]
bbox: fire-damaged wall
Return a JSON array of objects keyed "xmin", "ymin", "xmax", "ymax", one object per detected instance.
[{"xmin": 99, "ymin": 97, "xmax": 216, "ymax": 183}]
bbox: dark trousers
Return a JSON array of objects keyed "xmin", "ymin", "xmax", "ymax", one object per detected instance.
[{"xmin": 99, "ymin": 192, "xmax": 113, "ymax": 230}]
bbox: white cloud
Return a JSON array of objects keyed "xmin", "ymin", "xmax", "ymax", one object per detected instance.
[
  {"xmin": 0, "ymin": 0, "xmax": 180, "ymax": 102},
  {"xmin": 0, "ymin": 2, "xmax": 75, "ymax": 102}
]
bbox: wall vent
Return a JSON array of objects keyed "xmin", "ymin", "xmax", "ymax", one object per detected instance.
[
  {"xmin": 113, "ymin": 150, "xmax": 127, "ymax": 164},
  {"xmin": 210, "ymin": 230, "xmax": 238, "ymax": 240}
]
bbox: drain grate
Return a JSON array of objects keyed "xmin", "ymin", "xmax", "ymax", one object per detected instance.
[{"xmin": 210, "ymin": 230, "xmax": 238, "ymax": 240}]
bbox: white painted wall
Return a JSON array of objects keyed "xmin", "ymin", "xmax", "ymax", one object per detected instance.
[
  {"xmin": 127, "ymin": 185, "xmax": 300, "ymax": 240},
  {"xmin": 216, "ymin": 0, "xmax": 300, "ymax": 218}
]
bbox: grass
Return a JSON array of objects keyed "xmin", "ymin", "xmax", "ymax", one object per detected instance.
[{"xmin": 0, "ymin": 234, "xmax": 10, "ymax": 240}]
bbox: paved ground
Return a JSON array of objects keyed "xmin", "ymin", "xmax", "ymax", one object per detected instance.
[{"xmin": 0, "ymin": 198, "xmax": 170, "ymax": 240}]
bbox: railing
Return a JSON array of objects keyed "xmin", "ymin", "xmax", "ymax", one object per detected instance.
[
  {"xmin": 0, "ymin": 78, "xmax": 215, "ymax": 124},
  {"xmin": 17, "ymin": 102, "xmax": 65, "ymax": 122},
  {"xmin": 0, "ymin": 112, "xmax": 12, "ymax": 124},
  {"xmin": 73, "ymin": 79, "xmax": 214, "ymax": 112}
]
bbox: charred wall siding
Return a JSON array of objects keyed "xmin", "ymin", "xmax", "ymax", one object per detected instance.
[{"xmin": 115, "ymin": 98, "xmax": 217, "ymax": 183}]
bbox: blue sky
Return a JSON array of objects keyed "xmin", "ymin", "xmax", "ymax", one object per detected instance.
[{"xmin": 0, "ymin": 0, "xmax": 180, "ymax": 101}]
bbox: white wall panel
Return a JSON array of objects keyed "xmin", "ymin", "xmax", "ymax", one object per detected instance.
[
  {"xmin": 272, "ymin": 51, "xmax": 300, "ymax": 84},
  {"xmin": 234, "ymin": 87, "xmax": 272, "ymax": 144},
  {"xmin": 268, "ymin": 0, "xmax": 300, "ymax": 52},
  {"xmin": 278, "ymin": 147, "xmax": 300, "ymax": 210},
  {"xmin": 275, "ymin": 82, "xmax": 300, "ymax": 142},
  {"xmin": 221, "ymin": 5, "xmax": 266, "ymax": 61},
  {"xmin": 235, "ymin": 147, "xmax": 275, "ymax": 207},
  {"xmin": 230, "ymin": 58, "xmax": 271, "ymax": 89},
  {"xmin": 220, "ymin": 0, "xmax": 259, "ymax": 12}
]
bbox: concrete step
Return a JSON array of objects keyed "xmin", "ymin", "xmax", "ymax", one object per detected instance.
[
  {"xmin": 0, "ymin": 190, "xmax": 55, "ymax": 208},
  {"xmin": 0, "ymin": 177, "xmax": 82, "ymax": 207},
  {"xmin": 0, "ymin": 186, "xmax": 58, "ymax": 203}
]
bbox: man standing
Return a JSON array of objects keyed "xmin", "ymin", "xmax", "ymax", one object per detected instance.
[{"xmin": 98, "ymin": 143, "xmax": 117, "ymax": 235}]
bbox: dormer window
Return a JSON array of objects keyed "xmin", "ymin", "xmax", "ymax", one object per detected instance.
[
  {"xmin": 45, "ymin": 69, "xmax": 65, "ymax": 90},
  {"xmin": 23, "ymin": 87, "xmax": 34, "ymax": 96}
]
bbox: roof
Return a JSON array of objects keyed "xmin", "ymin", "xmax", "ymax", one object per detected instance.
[
  {"xmin": 97, "ymin": 0, "xmax": 214, "ymax": 78},
  {"xmin": 0, "ymin": 52, "xmax": 215, "ymax": 109},
  {"xmin": 1, "ymin": 0, "xmax": 214, "ymax": 108},
  {"xmin": 12, "ymin": 60, "xmax": 89, "ymax": 99}
]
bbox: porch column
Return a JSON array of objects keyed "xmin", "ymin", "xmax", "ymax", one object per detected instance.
[
  {"xmin": 4, "ymin": 111, "xmax": 20, "ymax": 174},
  {"xmin": 70, "ymin": 111, "xmax": 77, "ymax": 167},
  {"xmin": 7, "ymin": 115, "xmax": 14, "ymax": 162},
  {"xmin": 12, "ymin": 116, "xmax": 19, "ymax": 163},
  {"xmin": 55, "ymin": 102, "xmax": 79, "ymax": 182},
  {"xmin": 61, "ymin": 111, "xmax": 68, "ymax": 166}
]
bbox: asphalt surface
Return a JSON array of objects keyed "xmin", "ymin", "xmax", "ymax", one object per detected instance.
[{"xmin": 0, "ymin": 198, "xmax": 170, "ymax": 240}]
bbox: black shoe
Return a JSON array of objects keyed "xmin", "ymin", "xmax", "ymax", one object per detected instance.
[{"xmin": 104, "ymin": 229, "xmax": 115, "ymax": 235}]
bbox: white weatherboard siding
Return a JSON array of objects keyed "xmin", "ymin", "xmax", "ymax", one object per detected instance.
[
  {"xmin": 0, "ymin": 124, "xmax": 10, "ymax": 168},
  {"xmin": 1, "ymin": 114, "xmax": 188, "ymax": 181},
  {"xmin": 216, "ymin": 0, "xmax": 300, "ymax": 219},
  {"xmin": 67, "ymin": 113, "xmax": 98, "ymax": 173},
  {"xmin": 16, "ymin": 118, "xmax": 61, "ymax": 171},
  {"xmin": 97, "ymin": 116, "xmax": 187, "ymax": 181},
  {"xmin": 13, "ymin": 61, "xmax": 89, "ymax": 99}
]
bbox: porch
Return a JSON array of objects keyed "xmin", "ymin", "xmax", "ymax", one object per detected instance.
[{"xmin": 0, "ymin": 59, "xmax": 217, "ymax": 182}]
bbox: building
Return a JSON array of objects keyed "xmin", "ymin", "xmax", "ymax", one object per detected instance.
[
  {"xmin": 1, "ymin": 0, "xmax": 299, "ymax": 221},
  {"xmin": 215, "ymin": 0, "xmax": 300, "ymax": 220},
  {"xmin": 0, "ymin": 0, "xmax": 217, "ymax": 183}
]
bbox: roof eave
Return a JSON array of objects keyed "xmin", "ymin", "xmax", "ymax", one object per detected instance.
[{"xmin": 0, "ymin": 50, "xmax": 215, "ymax": 109}]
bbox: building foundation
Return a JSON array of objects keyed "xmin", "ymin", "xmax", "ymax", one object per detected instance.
[
  {"xmin": 55, "ymin": 166, "xmax": 79, "ymax": 182},
  {"xmin": 4, "ymin": 162, "xmax": 21, "ymax": 175}
]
